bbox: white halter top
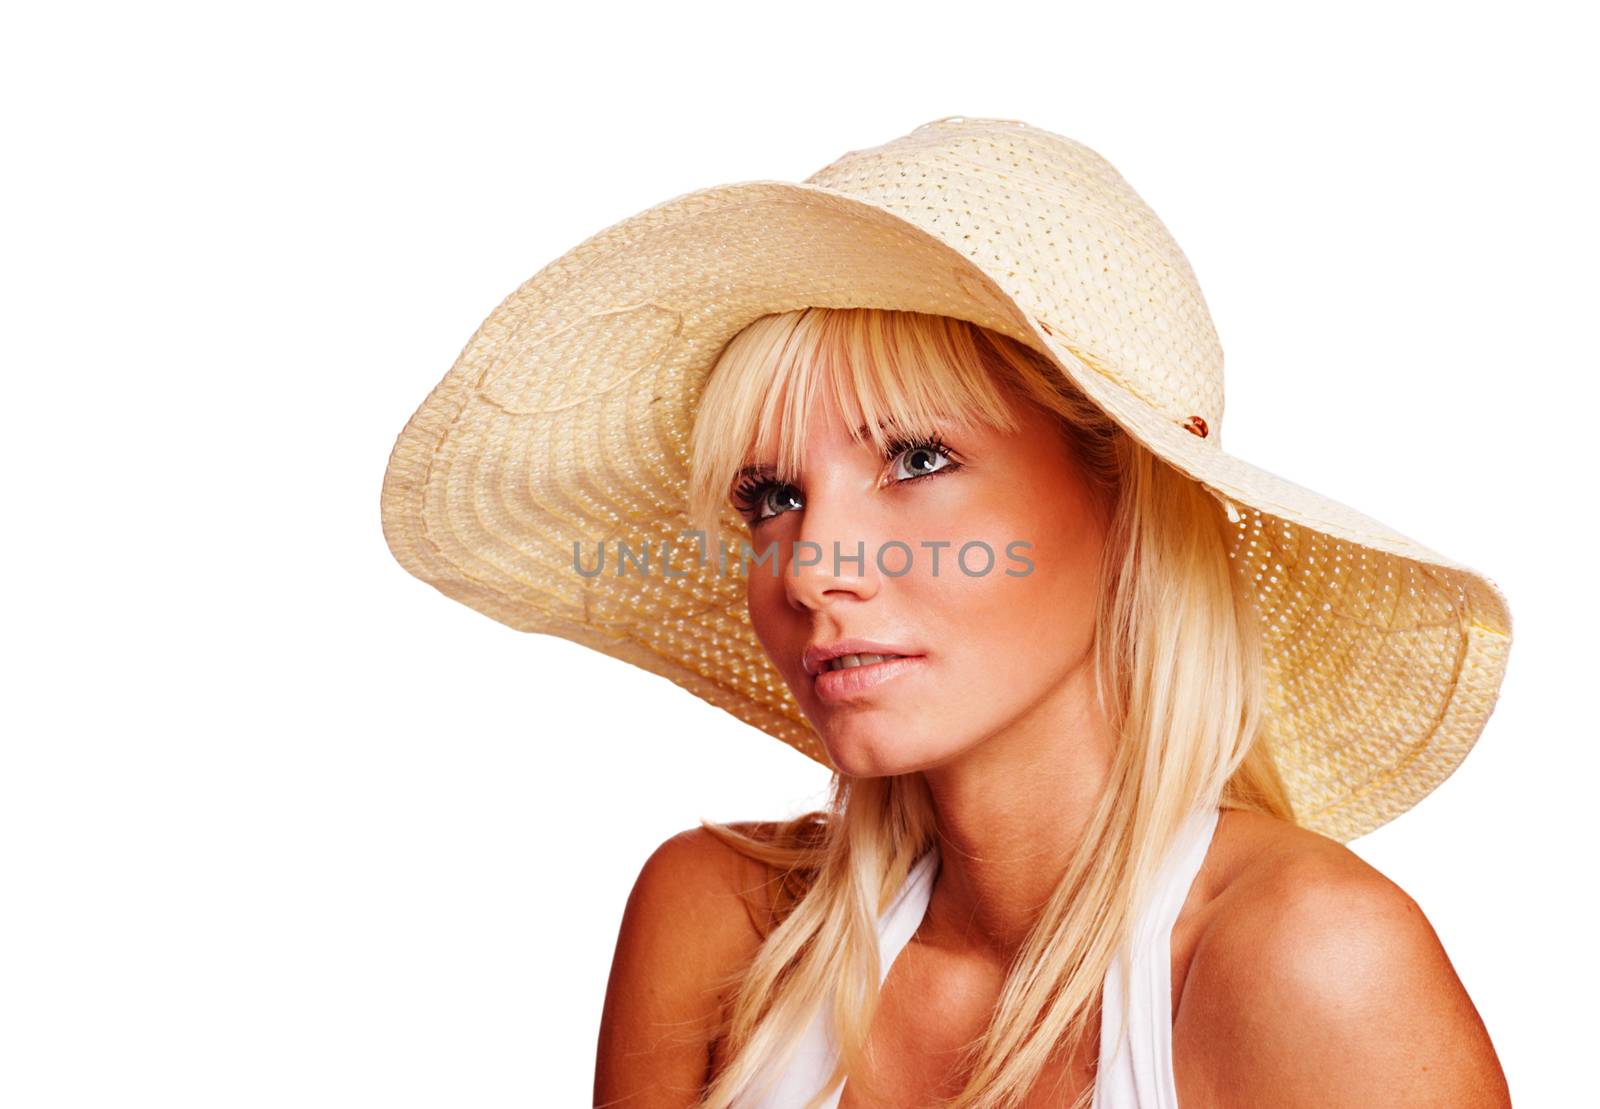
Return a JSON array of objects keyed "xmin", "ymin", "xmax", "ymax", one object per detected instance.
[{"xmin": 738, "ymin": 805, "xmax": 1221, "ymax": 1108}]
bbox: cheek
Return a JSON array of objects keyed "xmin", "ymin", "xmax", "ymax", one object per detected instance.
[
  {"xmin": 923, "ymin": 548, "xmax": 1079, "ymax": 654},
  {"xmin": 744, "ymin": 570, "xmax": 797, "ymax": 672},
  {"xmin": 937, "ymin": 492, "xmax": 1103, "ymax": 659}
]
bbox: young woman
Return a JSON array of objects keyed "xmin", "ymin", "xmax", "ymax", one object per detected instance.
[{"xmin": 379, "ymin": 117, "xmax": 1514, "ymax": 1107}]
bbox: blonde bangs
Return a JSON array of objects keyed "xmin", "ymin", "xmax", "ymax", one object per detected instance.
[{"xmin": 687, "ymin": 307, "xmax": 1032, "ymax": 536}]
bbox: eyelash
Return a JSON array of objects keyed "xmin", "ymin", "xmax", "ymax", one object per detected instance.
[{"xmin": 731, "ymin": 434, "xmax": 962, "ymax": 525}]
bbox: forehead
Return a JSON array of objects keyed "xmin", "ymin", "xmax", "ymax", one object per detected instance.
[
  {"xmin": 742, "ymin": 390, "xmax": 987, "ymax": 472},
  {"xmin": 742, "ymin": 365, "xmax": 855, "ymax": 454},
  {"xmin": 743, "ymin": 396, "xmax": 1042, "ymax": 482},
  {"xmin": 747, "ymin": 391, "xmax": 869, "ymax": 455}
]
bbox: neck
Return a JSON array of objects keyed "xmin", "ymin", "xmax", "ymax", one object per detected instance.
[{"xmin": 915, "ymin": 660, "xmax": 1117, "ymax": 965}]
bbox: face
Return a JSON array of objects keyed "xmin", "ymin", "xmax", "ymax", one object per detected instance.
[{"xmin": 730, "ymin": 384, "xmax": 1113, "ymax": 777}]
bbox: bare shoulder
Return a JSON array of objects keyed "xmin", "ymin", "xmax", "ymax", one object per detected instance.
[
  {"xmin": 593, "ymin": 824, "xmax": 773, "ymax": 1108},
  {"xmin": 1176, "ymin": 809, "xmax": 1510, "ymax": 1108}
]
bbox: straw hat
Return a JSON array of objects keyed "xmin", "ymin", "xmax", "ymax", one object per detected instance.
[{"xmin": 379, "ymin": 115, "xmax": 1512, "ymax": 843}]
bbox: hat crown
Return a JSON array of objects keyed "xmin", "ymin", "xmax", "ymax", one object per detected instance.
[{"xmin": 803, "ymin": 116, "xmax": 1225, "ymax": 439}]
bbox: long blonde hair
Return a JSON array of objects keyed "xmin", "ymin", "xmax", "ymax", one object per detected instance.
[{"xmin": 683, "ymin": 307, "xmax": 1293, "ymax": 1109}]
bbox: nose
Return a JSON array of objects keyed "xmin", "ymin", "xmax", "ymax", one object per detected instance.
[{"xmin": 782, "ymin": 485, "xmax": 881, "ymax": 613}]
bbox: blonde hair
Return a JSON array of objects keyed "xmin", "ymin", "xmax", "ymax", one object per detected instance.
[{"xmin": 684, "ymin": 307, "xmax": 1293, "ymax": 1109}]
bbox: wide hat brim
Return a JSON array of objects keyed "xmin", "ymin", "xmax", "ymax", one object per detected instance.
[{"xmin": 381, "ymin": 169, "xmax": 1511, "ymax": 844}]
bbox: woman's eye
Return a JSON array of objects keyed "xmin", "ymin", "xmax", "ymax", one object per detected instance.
[
  {"xmin": 887, "ymin": 438, "xmax": 959, "ymax": 482},
  {"xmin": 732, "ymin": 479, "xmax": 802, "ymax": 525},
  {"xmin": 757, "ymin": 484, "xmax": 803, "ymax": 522},
  {"xmin": 730, "ymin": 437, "xmax": 959, "ymax": 526}
]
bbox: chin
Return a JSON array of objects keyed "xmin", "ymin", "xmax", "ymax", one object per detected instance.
[{"xmin": 816, "ymin": 725, "xmax": 944, "ymax": 779}]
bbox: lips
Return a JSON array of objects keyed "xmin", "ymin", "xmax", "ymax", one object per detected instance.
[
  {"xmin": 802, "ymin": 638, "xmax": 923, "ymax": 677},
  {"xmin": 812, "ymin": 653, "xmax": 926, "ymax": 703}
]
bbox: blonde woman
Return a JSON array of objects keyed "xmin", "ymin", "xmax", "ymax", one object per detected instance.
[{"xmin": 380, "ymin": 118, "xmax": 1514, "ymax": 1108}]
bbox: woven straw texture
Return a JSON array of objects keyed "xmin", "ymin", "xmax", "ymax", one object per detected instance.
[{"xmin": 380, "ymin": 116, "xmax": 1512, "ymax": 843}]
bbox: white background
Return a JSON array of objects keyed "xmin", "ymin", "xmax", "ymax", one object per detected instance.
[{"xmin": 4, "ymin": 2, "xmax": 1593, "ymax": 1105}]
